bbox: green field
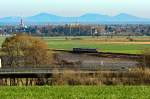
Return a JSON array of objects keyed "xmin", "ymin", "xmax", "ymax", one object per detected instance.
[
  {"xmin": 43, "ymin": 36, "xmax": 150, "ymax": 54},
  {"xmin": 46, "ymin": 40, "xmax": 150, "ymax": 54},
  {"xmin": 0, "ymin": 86, "xmax": 149, "ymax": 99},
  {"xmin": 1, "ymin": 36, "xmax": 150, "ymax": 54}
]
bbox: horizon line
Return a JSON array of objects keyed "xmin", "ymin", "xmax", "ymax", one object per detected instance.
[{"xmin": 0, "ymin": 12, "xmax": 149, "ymax": 19}]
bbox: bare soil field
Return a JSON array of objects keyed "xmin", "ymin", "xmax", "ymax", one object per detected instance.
[{"xmin": 54, "ymin": 52, "xmax": 139, "ymax": 71}]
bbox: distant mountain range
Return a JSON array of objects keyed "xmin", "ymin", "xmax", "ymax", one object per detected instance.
[{"xmin": 0, "ymin": 13, "xmax": 150, "ymax": 25}]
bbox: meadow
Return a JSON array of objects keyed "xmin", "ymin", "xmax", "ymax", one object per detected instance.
[
  {"xmin": 0, "ymin": 86, "xmax": 149, "ymax": 99},
  {"xmin": 1, "ymin": 36, "xmax": 150, "ymax": 54},
  {"xmin": 43, "ymin": 36, "xmax": 150, "ymax": 54}
]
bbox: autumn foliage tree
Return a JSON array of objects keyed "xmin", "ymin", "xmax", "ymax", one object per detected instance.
[{"xmin": 2, "ymin": 34, "xmax": 52, "ymax": 68}]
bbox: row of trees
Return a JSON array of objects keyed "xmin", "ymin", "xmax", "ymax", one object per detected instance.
[{"xmin": 1, "ymin": 24, "xmax": 150, "ymax": 36}]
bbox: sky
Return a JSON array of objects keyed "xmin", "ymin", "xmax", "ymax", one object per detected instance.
[{"xmin": 0, "ymin": 0, "xmax": 149, "ymax": 18}]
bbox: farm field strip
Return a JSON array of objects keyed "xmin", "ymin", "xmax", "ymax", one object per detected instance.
[
  {"xmin": 0, "ymin": 86, "xmax": 149, "ymax": 99},
  {"xmin": 45, "ymin": 39, "xmax": 150, "ymax": 54}
]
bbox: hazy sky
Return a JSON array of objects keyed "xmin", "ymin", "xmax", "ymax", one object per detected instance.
[{"xmin": 0, "ymin": 0, "xmax": 149, "ymax": 18}]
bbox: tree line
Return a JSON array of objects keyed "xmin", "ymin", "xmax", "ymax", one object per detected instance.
[{"xmin": 1, "ymin": 24, "xmax": 150, "ymax": 36}]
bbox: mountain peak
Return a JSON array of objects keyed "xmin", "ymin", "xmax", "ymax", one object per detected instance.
[
  {"xmin": 114, "ymin": 13, "xmax": 138, "ymax": 19},
  {"xmin": 117, "ymin": 13, "xmax": 131, "ymax": 16},
  {"xmin": 28, "ymin": 13, "xmax": 60, "ymax": 21},
  {"xmin": 33, "ymin": 13, "xmax": 57, "ymax": 17},
  {"xmin": 37, "ymin": 13, "xmax": 50, "ymax": 16}
]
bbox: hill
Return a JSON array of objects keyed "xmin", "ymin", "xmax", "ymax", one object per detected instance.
[{"xmin": 0, "ymin": 13, "xmax": 150, "ymax": 24}]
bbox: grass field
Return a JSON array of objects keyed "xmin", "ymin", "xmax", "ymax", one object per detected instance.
[
  {"xmin": 0, "ymin": 86, "xmax": 149, "ymax": 99},
  {"xmin": 46, "ymin": 40, "xmax": 150, "ymax": 54},
  {"xmin": 1, "ymin": 36, "xmax": 150, "ymax": 54},
  {"xmin": 43, "ymin": 36, "xmax": 150, "ymax": 54}
]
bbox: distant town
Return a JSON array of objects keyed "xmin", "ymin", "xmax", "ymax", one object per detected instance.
[{"xmin": 0, "ymin": 18, "xmax": 150, "ymax": 37}]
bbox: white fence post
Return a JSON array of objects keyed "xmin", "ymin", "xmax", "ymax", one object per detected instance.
[{"xmin": 0, "ymin": 58, "xmax": 2, "ymax": 68}]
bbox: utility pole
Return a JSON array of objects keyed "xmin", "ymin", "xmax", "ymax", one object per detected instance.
[
  {"xmin": 91, "ymin": 27, "xmax": 95, "ymax": 38},
  {"xmin": 91, "ymin": 27, "xmax": 93, "ymax": 37},
  {"xmin": 69, "ymin": 24, "xmax": 72, "ymax": 38},
  {"xmin": 79, "ymin": 24, "xmax": 80, "ymax": 36}
]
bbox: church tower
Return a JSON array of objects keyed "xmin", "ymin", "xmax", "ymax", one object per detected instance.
[{"xmin": 20, "ymin": 18, "xmax": 24, "ymax": 27}]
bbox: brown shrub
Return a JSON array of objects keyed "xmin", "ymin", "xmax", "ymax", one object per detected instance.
[{"xmin": 50, "ymin": 69, "xmax": 150, "ymax": 85}]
